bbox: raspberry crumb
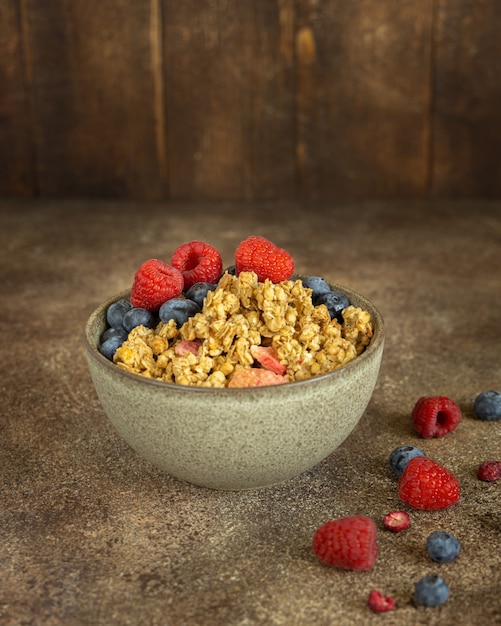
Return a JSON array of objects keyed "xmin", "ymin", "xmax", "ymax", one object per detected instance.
[
  {"xmin": 368, "ymin": 589, "xmax": 396, "ymax": 613},
  {"xmin": 477, "ymin": 460, "xmax": 501, "ymax": 482},
  {"xmin": 383, "ymin": 511, "xmax": 411, "ymax": 532}
]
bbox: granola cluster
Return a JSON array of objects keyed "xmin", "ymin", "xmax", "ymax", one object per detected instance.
[{"xmin": 113, "ymin": 271, "xmax": 373, "ymax": 388}]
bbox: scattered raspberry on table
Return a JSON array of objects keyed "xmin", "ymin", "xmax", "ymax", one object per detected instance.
[
  {"xmin": 412, "ymin": 395, "xmax": 461, "ymax": 438},
  {"xmin": 312, "ymin": 515, "xmax": 378, "ymax": 570},
  {"xmin": 477, "ymin": 460, "xmax": 501, "ymax": 482},
  {"xmin": 398, "ymin": 456, "xmax": 461, "ymax": 510}
]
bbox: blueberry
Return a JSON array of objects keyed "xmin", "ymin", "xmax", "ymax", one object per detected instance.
[
  {"xmin": 159, "ymin": 298, "xmax": 201, "ymax": 327},
  {"xmin": 389, "ymin": 445, "xmax": 426, "ymax": 477},
  {"xmin": 101, "ymin": 326, "xmax": 128, "ymax": 343},
  {"xmin": 314, "ymin": 291, "xmax": 350, "ymax": 322},
  {"xmin": 185, "ymin": 282, "xmax": 217, "ymax": 308},
  {"xmin": 414, "ymin": 575, "xmax": 449, "ymax": 607},
  {"xmin": 301, "ymin": 276, "xmax": 331, "ymax": 300},
  {"xmin": 473, "ymin": 390, "xmax": 501, "ymax": 421},
  {"xmin": 106, "ymin": 299, "xmax": 133, "ymax": 329},
  {"xmin": 99, "ymin": 334, "xmax": 124, "ymax": 361},
  {"xmin": 426, "ymin": 531, "xmax": 461, "ymax": 564},
  {"xmin": 222, "ymin": 265, "xmax": 236, "ymax": 276},
  {"xmin": 123, "ymin": 307, "xmax": 156, "ymax": 332}
]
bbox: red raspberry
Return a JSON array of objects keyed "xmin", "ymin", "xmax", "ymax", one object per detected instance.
[
  {"xmin": 312, "ymin": 515, "xmax": 378, "ymax": 570},
  {"xmin": 130, "ymin": 259, "xmax": 184, "ymax": 311},
  {"xmin": 412, "ymin": 396, "xmax": 461, "ymax": 438},
  {"xmin": 234, "ymin": 235, "xmax": 294, "ymax": 283},
  {"xmin": 383, "ymin": 511, "xmax": 410, "ymax": 532},
  {"xmin": 398, "ymin": 456, "xmax": 461, "ymax": 510},
  {"xmin": 368, "ymin": 589, "xmax": 396, "ymax": 613},
  {"xmin": 477, "ymin": 460, "xmax": 501, "ymax": 482},
  {"xmin": 171, "ymin": 240, "xmax": 223, "ymax": 290}
]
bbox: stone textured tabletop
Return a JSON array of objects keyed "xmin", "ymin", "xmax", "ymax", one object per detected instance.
[{"xmin": 1, "ymin": 200, "xmax": 500, "ymax": 626}]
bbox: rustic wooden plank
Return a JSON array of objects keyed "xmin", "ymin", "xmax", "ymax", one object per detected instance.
[
  {"xmin": 21, "ymin": 0, "xmax": 166, "ymax": 199},
  {"xmin": 0, "ymin": 0, "xmax": 34, "ymax": 196},
  {"xmin": 433, "ymin": 0, "xmax": 501, "ymax": 196},
  {"xmin": 163, "ymin": 0, "xmax": 296, "ymax": 201},
  {"xmin": 295, "ymin": 0, "xmax": 434, "ymax": 200}
]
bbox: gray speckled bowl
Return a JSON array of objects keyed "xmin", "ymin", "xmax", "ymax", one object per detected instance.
[{"xmin": 84, "ymin": 283, "xmax": 384, "ymax": 490}]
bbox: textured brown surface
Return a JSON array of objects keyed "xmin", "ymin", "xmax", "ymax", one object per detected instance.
[{"xmin": 1, "ymin": 200, "xmax": 500, "ymax": 625}]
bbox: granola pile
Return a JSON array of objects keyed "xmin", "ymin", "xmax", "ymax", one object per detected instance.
[{"xmin": 113, "ymin": 271, "xmax": 373, "ymax": 388}]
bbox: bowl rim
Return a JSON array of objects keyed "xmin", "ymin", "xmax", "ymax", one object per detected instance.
[{"xmin": 83, "ymin": 279, "xmax": 384, "ymax": 394}]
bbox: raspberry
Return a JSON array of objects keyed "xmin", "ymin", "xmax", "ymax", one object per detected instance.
[
  {"xmin": 234, "ymin": 236, "xmax": 294, "ymax": 283},
  {"xmin": 228, "ymin": 368, "xmax": 289, "ymax": 388},
  {"xmin": 477, "ymin": 460, "xmax": 501, "ymax": 482},
  {"xmin": 130, "ymin": 259, "xmax": 184, "ymax": 311},
  {"xmin": 250, "ymin": 345, "xmax": 287, "ymax": 375},
  {"xmin": 368, "ymin": 589, "xmax": 396, "ymax": 613},
  {"xmin": 312, "ymin": 515, "xmax": 378, "ymax": 570},
  {"xmin": 398, "ymin": 456, "xmax": 461, "ymax": 510},
  {"xmin": 383, "ymin": 511, "xmax": 410, "ymax": 532},
  {"xmin": 171, "ymin": 241, "xmax": 223, "ymax": 290},
  {"xmin": 412, "ymin": 396, "xmax": 461, "ymax": 438}
]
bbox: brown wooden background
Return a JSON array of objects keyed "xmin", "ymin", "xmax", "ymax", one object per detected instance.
[{"xmin": 1, "ymin": 0, "xmax": 500, "ymax": 201}]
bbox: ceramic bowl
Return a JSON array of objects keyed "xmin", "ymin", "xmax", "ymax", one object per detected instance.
[{"xmin": 84, "ymin": 283, "xmax": 384, "ymax": 490}]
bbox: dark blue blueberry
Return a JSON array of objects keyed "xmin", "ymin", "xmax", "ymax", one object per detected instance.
[
  {"xmin": 473, "ymin": 390, "xmax": 501, "ymax": 421},
  {"xmin": 414, "ymin": 575, "xmax": 449, "ymax": 607},
  {"xmin": 301, "ymin": 276, "xmax": 332, "ymax": 300},
  {"xmin": 101, "ymin": 326, "xmax": 129, "ymax": 344},
  {"xmin": 389, "ymin": 445, "xmax": 426, "ymax": 477},
  {"xmin": 314, "ymin": 291, "xmax": 350, "ymax": 322},
  {"xmin": 159, "ymin": 298, "xmax": 201, "ymax": 327},
  {"xmin": 123, "ymin": 307, "xmax": 156, "ymax": 332},
  {"xmin": 106, "ymin": 299, "xmax": 133, "ymax": 329},
  {"xmin": 185, "ymin": 282, "xmax": 217, "ymax": 308},
  {"xmin": 426, "ymin": 531, "xmax": 461, "ymax": 564},
  {"xmin": 99, "ymin": 334, "xmax": 124, "ymax": 361},
  {"xmin": 222, "ymin": 265, "xmax": 236, "ymax": 276}
]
